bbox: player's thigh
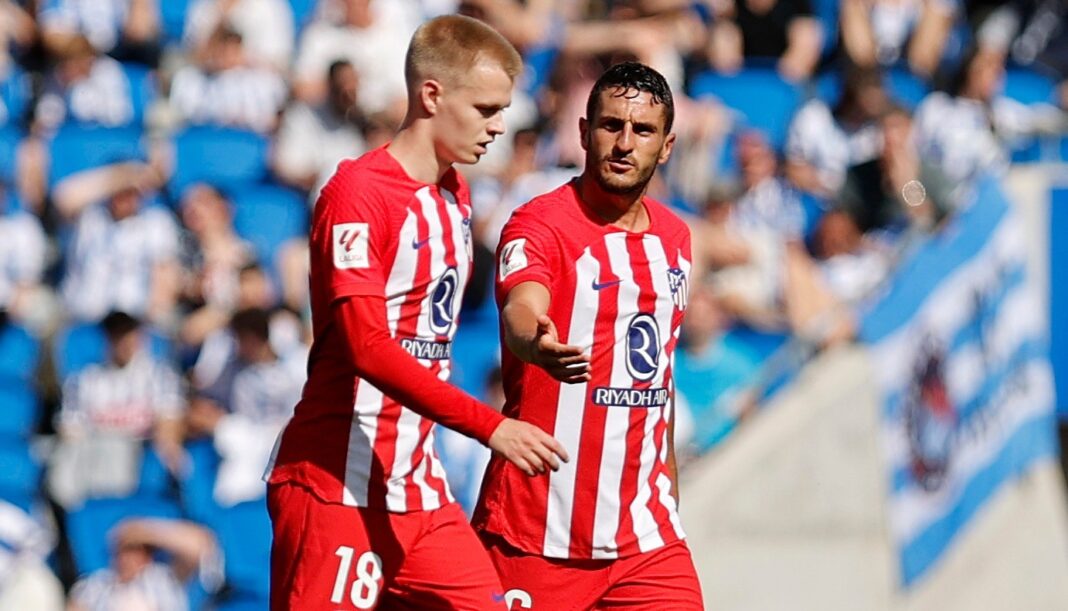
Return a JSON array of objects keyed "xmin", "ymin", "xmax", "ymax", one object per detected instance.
[
  {"xmin": 268, "ymin": 483, "xmax": 408, "ymax": 611},
  {"xmin": 480, "ymin": 531, "xmax": 608, "ymax": 611},
  {"xmin": 596, "ymin": 541, "xmax": 704, "ymax": 611},
  {"xmin": 382, "ymin": 504, "xmax": 506, "ymax": 611}
]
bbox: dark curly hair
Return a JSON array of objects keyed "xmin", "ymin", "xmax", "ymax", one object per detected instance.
[{"xmin": 585, "ymin": 61, "xmax": 675, "ymax": 132}]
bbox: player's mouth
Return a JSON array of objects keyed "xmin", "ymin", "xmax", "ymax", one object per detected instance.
[
  {"xmin": 475, "ymin": 140, "xmax": 493, "ymax": 154},
  {"xmin": 606, "ymin": 158, "xmax": 633, "ymax": 172}
]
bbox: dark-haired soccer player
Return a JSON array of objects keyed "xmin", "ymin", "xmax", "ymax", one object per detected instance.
[
  {"xmin": 474, "ymin": 62, "xmax": 704, "ymax": 610},
  {"xmin": 266, "ymin": 15, "xmax": 568, "ymax": 611}
]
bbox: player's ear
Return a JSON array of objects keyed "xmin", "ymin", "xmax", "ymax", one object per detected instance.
[
  {"xmin": 658, "ymin": 132, "xmax": 676, "ymax": 165},
  {"xmin": 419, "ymin": 79, "xmax": 444, "ymax": 116},
  {"xmin": 579, "ymin": 117, "xmax": 589, "ymax": 152}
]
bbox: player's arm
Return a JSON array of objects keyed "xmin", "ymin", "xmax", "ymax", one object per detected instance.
[
  {"xmin": 501, "ymin": 281, "xmax": 590, "ymax": 384},
  {"xmin": 336, "ymin": 294, "xmax": 568, "ymax": 475}
]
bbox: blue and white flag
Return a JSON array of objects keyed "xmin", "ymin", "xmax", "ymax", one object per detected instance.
[{"xmin": 860, "ymin": 178, "xmax": 1058, "ymax": 587}]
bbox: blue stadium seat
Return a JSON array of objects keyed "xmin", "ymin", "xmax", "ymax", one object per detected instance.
[
  {"xmin": 1, "ymin": 66, "xmax": 30, "ymax": 127},
  {"xmin": 690, "ymin": 67, "xmax": 803, "ymax": 150},
  {"xmin": 53, "ymin": 322, "xmax": 173, "ymax": 379},
  {"xmin": 170, "ymin": 126, "xmax": 270, "ymax": 195},
  {"xmin": 66, "ymin": 496, "xmax": 183, "ymax": 575},
  {"xmin": 813, "ymin": 66, "xmax": 930, "ymax": 110},
  {"xmin": 0, "ymin": 380, "xmax": 39, "ymax": 438},
  {"xmin": 1003, "ymin": 66, "xmax": 1058, "ymax": 105},
  {"xmin": 230, "ymin": 183, "xmax": 308, "ymax": 266},
  {"xmin": 0, "ymin": 322, "xmax": 39, "ymax": 383},
  {"xmin": 159, "ymin": 0, "xmax": 192, "ymax": 44},
  {"xmin": 0, "ymin": 442, "xmax": 42, "ymax": 508},
  {"xmin": 215, "ymin": 590, "xmax": 271, "ymax": 611},
  {"xmin": 47, "ymin": 124, "xmax": 146, "ymax": 187},
  {"xmin": 179, "ymin": 438, "xmax": 221, "ymax": 524},
  {"xmin": 206, "ymin": 500, "xmax": 272, "ymax": 599},
  {"xmin": 289, "ymin": 0, "xmax": 318, "ymax": 34},
  {"xmin": 0, "ymin": 126, "xmax": 20, "ymax": 184},
  {"xmin": 121, "ymin": 63, "xmax": 157, "ymax": 126}
]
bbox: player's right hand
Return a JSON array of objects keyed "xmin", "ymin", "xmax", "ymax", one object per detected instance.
[
  {"xmin": 530, "ymin": 315, "xmax": 591, "ymax": 384},
  {"xmin": 488, "ymin": 418, "xmax": 570, "ymax": 476}
]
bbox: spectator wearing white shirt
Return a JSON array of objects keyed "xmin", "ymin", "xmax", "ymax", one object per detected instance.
[
  {"xmin": 176, "ymin": 184, "xmax": 261, "ymax": 358},
  {"xmin": 0, "ymin": 500, "xmax": 64, "ymax": 611},
  {"xmin": 186, "ymin": 308, "xmax": 304, "ymax": 505},
  {"xmin": 273, "ymin": 60, "xmax": 367, "ymax": 196},
  {"xmin": 50, "ymin": 312, "xmax": 186, "ymax": 507},
  {"xmin": 38, "ymin": 0, "xmax": 159, "ymax": 63},
  {"xmin": 839, "ymin": 0, "xmax": 957, "ymax": 77},
  {"xmin": 67, "ymin": 518, "xmax": 222, "ymax": 611},
  {"xmin": 292, "ymin": 0, "xmax": 421, "ymax": 123},
  {"xmin": 169, "ymin": 24, "xmax": 287, "ymax": 133},
  {"xmin": 0, "ymin": 182, "xmax": 50, "ymax": 330},
  {"xmin": 183, "ymin": 0, "xmax": 295, "ymax": 73},
  {"xmin": 786, "ymin": 65, "xmax": 890, "ymax": 196},
  {"xmin": 914, "ymin": 46, "xmax": 1068, "ymax": 188},
  {"xmin": 54, "ymin": 161, "xmax": 181, "ymax": 325},
  {"xmin": 33, "ymin": 37, "xmax": 137, "ymax": 131}
]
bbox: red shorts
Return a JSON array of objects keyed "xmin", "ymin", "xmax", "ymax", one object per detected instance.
[
  {"xmin": 480, "ymin": 532, "xmax": 704, "ymax": 611},
  {"xmin": 268, "ymin": 482, "xmax": 507, "ymax": 610}
]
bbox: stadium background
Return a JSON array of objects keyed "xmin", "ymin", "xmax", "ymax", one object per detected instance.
[{"xmin": 0, "ymin": 0, "xmax": 1066, "ymax": 609}]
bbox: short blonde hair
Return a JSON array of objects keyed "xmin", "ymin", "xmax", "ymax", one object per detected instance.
[{"xmin": 405, "ymin": 15, "xmax": 522, "ymax": 91}]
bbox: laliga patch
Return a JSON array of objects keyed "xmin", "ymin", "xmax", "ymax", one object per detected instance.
[
  {"xmin": 499, "ymin": 238, "xmax": 529, "ymax": 280},
  {"xmin": 333, "ymin": 223, "xmax": 369, "ymax": 269}
]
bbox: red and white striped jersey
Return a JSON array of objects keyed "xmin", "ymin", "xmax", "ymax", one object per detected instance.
[
  {"xmin": 267, "ymin": 146, "xmax": 472, "ymax": 512},
  {"xmin": 473, "ymin": 181, "xmax": 692, "ymax": 560}
]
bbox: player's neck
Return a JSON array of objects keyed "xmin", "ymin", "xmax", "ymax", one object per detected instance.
[
  {"xmin": 387, "ymin": 128, "xmax": 451, "ymax": 184},
  {"xmin": 576, "ymin": 175, "xmax": 650, "ymax": 233}
]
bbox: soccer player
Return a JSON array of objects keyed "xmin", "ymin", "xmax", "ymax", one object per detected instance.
[
  {"xmin": 266, "ymin": 15, "xmax": 568, "ymax": 611},
  {"xmin": 473, "ymin": 62, "xmax": 705, "ymax": 610}
]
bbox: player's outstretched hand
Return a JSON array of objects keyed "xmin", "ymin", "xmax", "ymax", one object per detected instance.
[
  {"xmin": 530, "ymin": 315, "xmax": 590, "ymax": 384},
  {"xmin": 489, "ymin": 418, "xmax": 570, "ymax": 476}
]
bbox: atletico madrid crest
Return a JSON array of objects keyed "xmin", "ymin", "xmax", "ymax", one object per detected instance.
[{"xmin": 667, "ymin": 268, "xmax": 687, "ymax": 310}]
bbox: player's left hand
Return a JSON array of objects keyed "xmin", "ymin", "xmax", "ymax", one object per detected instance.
[{"xmin": 488, "ymin": 418, "xmax": 570, "ymax": 476}]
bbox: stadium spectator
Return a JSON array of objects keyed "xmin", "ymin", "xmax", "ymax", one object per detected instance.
[
  {"xmin": 839, "ymin": 0, "xmax": 956, "ymax": 77},
  {"xmin": 169, "ymin": 24, "xmax": 287, "ymax": 133},
  {"xmin": 49, "ymin": 312, "xmax": 185, "ymax": 508},
  {"xmin": 0, "ymin": 500, "xmax": 64, "ymax": 611},
  {"xmin": 814, "ymin": 105, "xmax": 951, "ymax": 304},
  {"xmin": 705, "ymin": 0, "xmax": 823, "ymax": 81},
  {"xmin": 38, "ymin": 0, "xmax": 160, "ymax": 62},
  {"xmin": 34, "ymin": 36, "xmax": 138, "ymax": 131},
  {"xmin": 0, "ymin": 181, "xmax": 51, "ymax": 331},
  {"xmin": 67, "ymin": 518, "xmax": 222, "ymax": 611},
  {"xmin": 176, "ymin": 184, "xmax": 256, "ymax": 344},
  {"xmin": 186, "ymin": 307, "xmax": 304, "ymax": 506},
  {"xmin": 0, "ymin": 1, "xmax": 35, "ymax": 77},
  {"xmin": 786, "ymin": 65, "xmax": 890, "ymax": 196},
  {"xmin": 54, "ymin": 160, "xmax": 181, "ymax": 325},
  {"xmin": 273, "ymin": 59, "xmax": 368, "ymax": 196},
  {"xmin": 292, "ymin": 0, "xmax": 421, "ymax": 123},
  {"xmin": 183, "ymin": 0, "xmax": 295, "ymax": 73},
  {"xmin": 914, "ymin": 46, "xmax": 1068, "ymax": 188},
  {"xmin": 733, "ymin": 129, "xmax": 806, "ymax": 242},
  {"xmin": 675, "ymin": 285, "xmax": 762, "ymax": 452}
]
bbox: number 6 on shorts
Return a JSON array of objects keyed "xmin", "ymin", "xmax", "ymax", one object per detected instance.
[{"xmin": 332, "ymin": 546, "xmax": 384, "ymax": 609}]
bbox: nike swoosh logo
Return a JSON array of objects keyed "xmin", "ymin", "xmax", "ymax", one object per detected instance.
[
  {"xmin": 412, "ymin": 237, "xmax": 431, "ymax": 249},
  {"xmin": 592, "ymin": 279, "xmax": 622, "ymax": 291}
]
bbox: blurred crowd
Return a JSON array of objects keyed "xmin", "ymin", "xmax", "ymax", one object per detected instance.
[{"xmin": 0, "ymin": 0, "xmax": 1065, "ymax": 608}]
